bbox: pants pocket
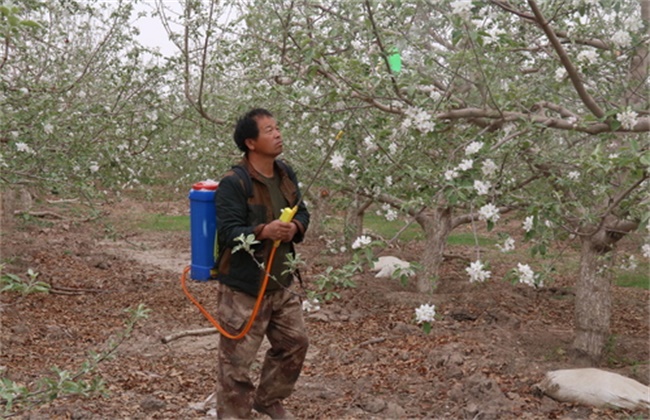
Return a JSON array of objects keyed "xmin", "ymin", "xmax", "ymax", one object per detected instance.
[{"xmin": 216, "ymin": 283, "xmax": 255, "ymax": 332}]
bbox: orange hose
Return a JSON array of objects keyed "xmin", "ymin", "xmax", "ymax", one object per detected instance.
[{"xmin": 181, "ymin": 246, "xmax": 278, "ymax": 340}]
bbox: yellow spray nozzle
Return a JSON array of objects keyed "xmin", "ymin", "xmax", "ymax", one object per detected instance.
[
  {"xmin": 279, "ymin": 205, "xmax": 298, "ymax": 223},
  {"xmin": 274, "ymin": 205, "xmax": 298, "ymax": 247}
]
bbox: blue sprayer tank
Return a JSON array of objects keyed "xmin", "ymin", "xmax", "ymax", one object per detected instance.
[{"xmin": 188, "ymin": 180, "xmax": 219, "ymax": 281}]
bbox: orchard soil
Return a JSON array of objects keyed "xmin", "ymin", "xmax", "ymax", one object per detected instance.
[{"xmin": 1, "ymin": 194, "xmax": 649, "ymax": 420}]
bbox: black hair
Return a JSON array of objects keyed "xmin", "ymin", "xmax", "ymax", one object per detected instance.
[{"xmin": 233, "ymin": 108, "xmax": 274, "ymax": 153}]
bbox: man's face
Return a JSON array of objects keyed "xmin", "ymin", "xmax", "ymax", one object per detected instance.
[{"xmin": 249, "ymin": 116, "xmax": 282, "ymax": 157}]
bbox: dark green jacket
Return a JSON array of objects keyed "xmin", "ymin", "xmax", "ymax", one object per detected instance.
[{"xmin": 215, "ymin": 158, "xmax": 309, "ymax": 296}]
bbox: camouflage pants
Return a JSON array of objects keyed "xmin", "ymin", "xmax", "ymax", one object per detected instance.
[{"xmin": 215, "ymin": 282, "xmax": 309, "ymax": 419}]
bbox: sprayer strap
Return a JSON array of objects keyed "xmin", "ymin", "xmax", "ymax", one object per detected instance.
[{"xmin": 231, "ymin": 160, "xmax": 296, "ymax": 199}]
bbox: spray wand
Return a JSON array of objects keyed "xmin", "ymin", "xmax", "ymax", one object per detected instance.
[{"xmin": 181, "ymin": 128, "xmax": 346, "ymax": 339}]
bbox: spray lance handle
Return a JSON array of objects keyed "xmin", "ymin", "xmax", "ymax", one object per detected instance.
[{"xmin": 273, "ymin": 205, "xmax": 298, "ymax": 248}]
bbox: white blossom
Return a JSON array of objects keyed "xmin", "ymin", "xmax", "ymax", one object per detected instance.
[
  {"xmin": 450, "ymin": 0, "xmax": 473, "ymax": 18},
  {"xmin": 351, "ymin": 235, "xmax": 372, "ymax": 250},
  {"xmin": 624, "ymin": 16, "xmax": 643, "ymax": 32},
  {"xmin": 15, "ymin": 142, "xmax": 33, "ymax": 153},
  {"xmin": 310, "ymin": 125, "xmax": 320, "ymax": 135},
  {"xmin": 89, "ymin": 162, "xmax": 100, "ymax": 173},
  {"xmin": 385, "ymin": 176, "xmax": 393, "ymax": 187},
  {"xmin": 555, "ymin": 67, "xmax": 566, "ymax": 82},
  {"xmin": 478, "ymin": 203, "xmax": 500, "ymax": 224},
  {"xmin": 516, "ymin": 263, "xmax": 537, "ymax": 287},
  {"xmin": 576, "ymin": 50, "xmax": 598, "ymax": 66},
  {"xmin": 269, "ymin": 63, "xmax": 283, "ymax": 77},
  {"xmin": 458, "ymin": 159, "xmax": 474, "ymax": 171},
  {"xmin": 466, "ymin": 260, "xmax": 491, "ymax": 283},
  {"xmin": 43, "ymin": 123, "xmax": 54, "ymax": 135},
  {"xmin": 567, "ymin": 171, "xmax": 580, "ymax": 180},
  {"xmin": 363, "ymin": 136, "xmax": 377, "ymax": 152},
  {"xmin": 445, "ymin": 169, "xmax": 459, "ymax": 181},
  {"xmin": 415, "ymin": 303, "xmax": 436, "ymax": 324},
  {"xmin": 302, "ymin": 298, "xmax": 321, "ymax": 313},
  {"xmin": 404, "ymin": 106, "xmax": 435, "ymax": 134},
  {"xmin": 523, "ymin": 216, "xmax": 534, "ymax": 232},
  {"xmin": 384, "ymin": 208, "xmax": 398, "ymax": 222},
  {"xmin": 642, "ymin": 244, "xmax": 650, "ymax": 259},
  {"xmin": 611, "ymin": 30, "xmax": 632, "ymax": 48},
  {"xmin": 329, "ymin": 151, "xmax": 345, "ymax": 170},
  {"xmin": 482, "ymin": 159, "xmax": 498, "ymax": 177},
  {"xmin": 388, "ymin": 142, "xmax": 398, "ymax": 154},
  {"xmin": 474, "ymin": 180, "xmax": 491, "ymax": 195},
  {"xmin": 465, "ymin": 141, "xmax": 484, "ymax": 155},
  {"xmin": 617, "ymin": 109, "xmax": 638, "ymax": 130},
  {"xmin": 497, "ymin": 236, "xmax": 515, "ymax": 253}
]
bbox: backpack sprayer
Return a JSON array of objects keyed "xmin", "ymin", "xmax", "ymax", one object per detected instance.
[{"xmin": 181, "ymin": 128, "xmax": 345, "ymax": 339}]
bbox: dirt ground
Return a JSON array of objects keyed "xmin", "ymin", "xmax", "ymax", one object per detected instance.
[{"xmin": 1, "ymin": 194, "xmax": 649, "ymax": 419}]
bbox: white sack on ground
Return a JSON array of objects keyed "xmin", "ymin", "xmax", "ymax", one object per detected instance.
[
  {"xmin": 371, "ymin": 256, "xmax": 411, "ymax": 278},
  {"xmin": 537, "ymin": 368, "xmax": 650, "ymax": 411}
]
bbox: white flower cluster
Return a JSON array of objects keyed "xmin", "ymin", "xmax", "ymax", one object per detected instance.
[
  {"xmin": 642, "ymin": 244, "xmax": 650, "ymax": 259},
  {"xmin": 329, "ymin": 151, "xmax": 345, "ymax": 170},
  {"xmin": 465, "ymin": 141, "xmax": 484, "ymax": 155},
  {"xmin": 363, "ymin": 136, "xmax": 377, "ymax": 152},
  {"xmin": 377, "ymin": 204, "xmax": 399, "ymax": 222},
  {"xmin": 403, "ymin": 106, "xmax": 435, "ymax": 134},
  {"xmin": 611, "ymin": 30, "xmax": 632, "ymax": 48},
  {"xmin": 302, "ymin": 298, "xmax": 321, "ymax": 313},
  {"xmin": 482, "ymin": 159, "xmax": 498, "ymax": 177},
  {"xmin": 450, "ymin": 0, "xmax": 473, "ymax": 19},
  {"xmin": 15, "ymin": 142, "xmax": 34, "ymax": 154},
  {"xmin": 497, "ymin": 236, "xmax": 515, "ymax": 253},
  {"xmin": 616, "ymin": 109, "xmax": 638, "ymax": 130},
  {"xmin": 351, "ymin": 235, "xmax": 372, "ymax": 250},
  {"xmin": 415, "ymin": 303, "xmax": 436, "ymax": 324},
  {"xmin": 576, "ymin": 50, "xmax": 598, "ymax": 66},
  {"xmin": 466, "ymin": 260, "xmax": 491, "ymax": 283},
  {"xmin": 478, "ymin": 203, "xmax": 500, "ymax": 224},
  {"xmin": 516, "ymin": 263, "xmax": 538, "ymax": 287},
  {"xmin": 567, "ymin": 171, "xmax": 580, "ymax": 181},
  {"xmin": 522, "ymin": 216, "xmax": 534, "ymax": 232},
  {"xmin": 624, "ymin": 15, "xmax": 643, "ymax": 32},
  {"xmin": 474, "ymin": 180, "xmax": 491, "ymax": 195}
]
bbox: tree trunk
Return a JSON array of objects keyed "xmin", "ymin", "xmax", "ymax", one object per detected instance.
[
  {"xmin": 415, "ymin": 206, "xmax": 452, "ymax": 293},
  {"xmin": 344, "ymin": 196, "xmax": 364, "ymax": 247},
  {"xmin": 344, "ymin": 195, "xmax": 373, "ymax": 248},
  {"xmin": 572, "ymin": 218, "xmax": 638, "ymax": 361},
  {"xmin": 305, "ymin": 193, "xmax": 328, "ymax": 238},
  {"xmin": 573, "ymin": 235, "xmax": 611, "ymax": 362}
]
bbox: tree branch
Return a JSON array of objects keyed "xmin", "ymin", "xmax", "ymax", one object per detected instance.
[{"xmin": 527, "ymin": 0, "xmax": 605, "ymax": 119}]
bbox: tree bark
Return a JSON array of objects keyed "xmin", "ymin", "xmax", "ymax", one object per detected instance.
[
  {"xmin": 415, "ymin": 206, "xmax": 452, "ymax": 293},
  {"xmin": 344, "ymin": 196, "xmax": 372, "ymax": 248},
  {"xmin": 572, "ymin": 218, "xmax": 638, "ymax": 361},
  {"xmin": 573, "ymin": 235, "xmax": 611, "ymax": 362}
]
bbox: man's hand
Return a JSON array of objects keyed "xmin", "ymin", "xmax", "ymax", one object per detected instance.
[{"xmin": 261, "ymin": 220, "xmax": 297, "ymax": 243}]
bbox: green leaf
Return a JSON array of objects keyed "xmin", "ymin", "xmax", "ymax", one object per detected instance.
[
  {"xmin": 20, "ymin": 20, "xmax": 41, "ymax": 29},
  {"xmin": 639, "ymin": 151, "xmax": 650, "ymax": 167}
]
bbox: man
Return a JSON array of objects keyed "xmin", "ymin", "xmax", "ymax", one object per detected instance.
[{"xmin": 214, "ymin": 108, "xmax": 310, "ymax": 419}]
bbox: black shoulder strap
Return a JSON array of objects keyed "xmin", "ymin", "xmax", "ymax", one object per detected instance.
[
  {"xmin": 231, "ymin": 160, "xmax": 297, "ymax": 199},
  {"xmin": 276, "ymin": 159, "xmax": 299, "ymax": 189},
  {"xmin": 231, "ymin": 165, "xmax": 253, "ymax": 198}
]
